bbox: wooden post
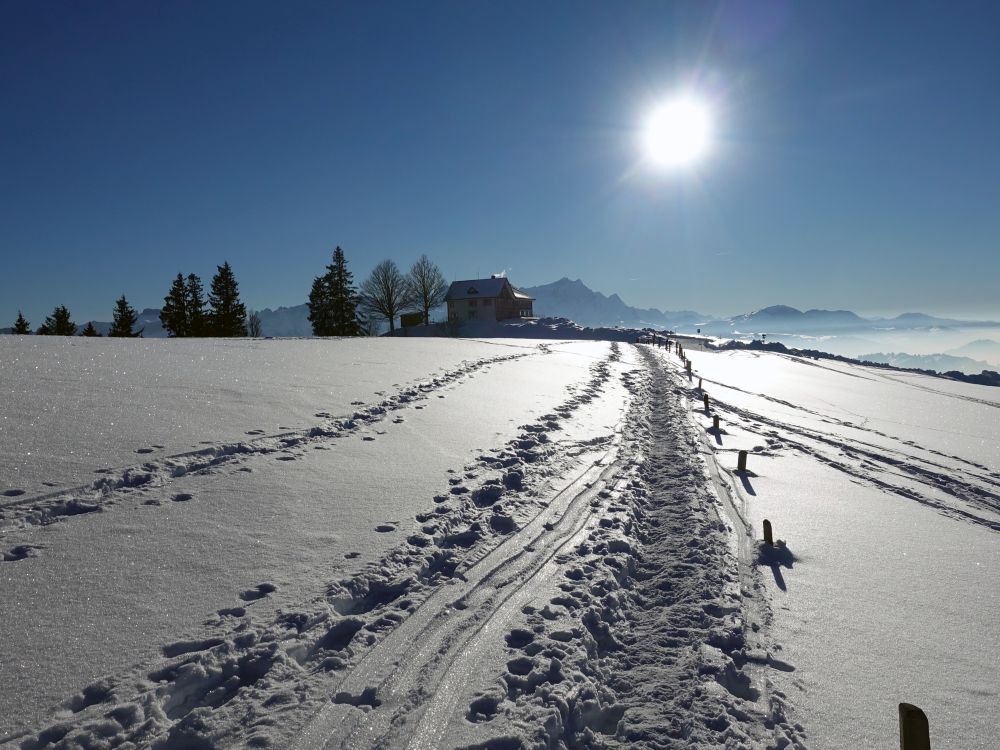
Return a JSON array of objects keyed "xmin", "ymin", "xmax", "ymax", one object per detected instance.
[
  {"xmin": 698, "ymin": 377, "xmax": 702, "ymax": 389},
  {"xmin": 737, "ymin": 450, "xmax": 747, "ymax": 472},
  {"xmin": 899, "ymin": 703, "xmax": 930, "ymax": 750},
  {"xmin": 686, "ymin": 360, "xmax": 692, "ymax": 374},
  {"xmin": 713, "ymin": 415, "xmax": 720, "ymax": 431},
  {"xmin": 703, "ymin": 393, "xmax": 709, "ymax": 411},
  {"xmin": 762, "ymin": 519, "xmax": 773, "ymax": 546}
]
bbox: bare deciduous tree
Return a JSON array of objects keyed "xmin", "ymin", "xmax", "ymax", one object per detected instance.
[
  {"xmin": 407, "ymin": 254, "xmax": 448, "ymax": 326},
  {"xmin": 360, "ymin": 259, "xmax": 414, "ymax": 332},
  {"xmin": 246, "ymin": 310, "xmax": 263, "ymax": 337}
]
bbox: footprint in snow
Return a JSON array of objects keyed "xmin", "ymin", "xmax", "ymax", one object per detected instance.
[
  {"xmin": 362, "ymin": 436, "xmax": 376, "ymax": 442},
  {"xmin": 467, "ymin": 695, "xmax": 502, "ymax": 722},
  {"xmin": 2, "ymin": 544, "xmax": 43, "ymax": 562},
  {"xmin": 344, "ymin": 551, "xmax": 361, "ymax": 559},
  {"xmin": 2, "ymin": 489, "xmax": 25, "ymax": 497},
  {"xmin": 276, "ymin": 455, "xmax": 297, "ymax": 461},
  {"xmin": 135, "ymin": 448, "xmax": 155, "ymax": 454},
  {"xmin": 217, "ymin": 606, "xmax": 246, "ymax": 618},
  {"xmin": 171, "ymin": 493, "xmax": 193, "ymax": 502},
  {"xmin": 240, "ymin": 583, "xmax": 278, "ymax": 601},
  {"xmin": 375, "ymin": 524, "xmax": 396, "ymax": 533},
  {"xmin": 246, "ymin": 429, "xmax": 265, "ymax": 435}
]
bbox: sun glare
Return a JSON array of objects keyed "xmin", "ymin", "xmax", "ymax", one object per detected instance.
[{"xmin": 643, "ymin": 96, "xmax": 712, "ymax": 169}]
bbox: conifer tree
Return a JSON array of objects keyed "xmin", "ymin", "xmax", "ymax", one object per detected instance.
[
  {"xmin": 160, "ymin": 273, "xmax": 189, "ymax": 337},
  {"xmin": 109, "ymin": 295, "xmax": 143, "ymax": 337},
  {"xmin": 12, "ymin": 311, "xmax": 31, "ymax": 334},
  {"xmin": 307, "ymin": 275, "xmax": 334, "ymax": 336},
  {"xmin": 38, "ymin": 305, "xmax": 76, "ymax": 335},
  {"xmin": 80, "ymin": 322, "xmax": 101, "ymax": 337},
  {"xmin": 186, "ymin": 273, "xmax": 208, "ymax": 336},
  {"xmin": 207, "ymin": 262, "xmax": 247, "ymax": 336},
  {"xmin": 308, "ymin": 247, "xmax": 360, "ymax": 336}
]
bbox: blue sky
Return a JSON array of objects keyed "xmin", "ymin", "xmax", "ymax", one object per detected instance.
[{"xmin": 2, "ymin": 0, "xmax": 999, "ymax": 325}]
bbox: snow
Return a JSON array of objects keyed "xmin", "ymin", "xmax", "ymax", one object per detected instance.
[
  {"xmin": 0, "ymin": 338, "xmax": 614, "ymax": 740},
  {"xmin": 3, "ymin": 335, "xmax": 997, "ymax": 750},
  {"xmin": 680, "ymin": 346, "xmax": 1000, "ymax": 749},
  {"xmin": 0, "ymin": 337, "xmax": 550, "ymax": 496}
]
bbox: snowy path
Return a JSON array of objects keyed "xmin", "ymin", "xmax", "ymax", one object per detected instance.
[{"xmin": 3, "ymin": 339, "xmax": 803, "ymax": 749}]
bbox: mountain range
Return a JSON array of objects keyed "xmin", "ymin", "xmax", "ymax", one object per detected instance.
[
  {"xmin": 521, "ymin": 277, "xmax": 705, "ymax": 329},
  {"xmin": 3, "ymin": 278, "xmax": 997, "ymax": 338},
  {"xmin": 700, "ymin": 305, "xmax": 997, "ymax": 335}
]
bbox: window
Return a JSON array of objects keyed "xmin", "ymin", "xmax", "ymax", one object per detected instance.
[
  {"xmin": 483, "ymin": 298, "xmax": 492, "ymax": 306},
  {"xmin": 468, "ymin": 299, "xmax": 477, "ymax": 307}
]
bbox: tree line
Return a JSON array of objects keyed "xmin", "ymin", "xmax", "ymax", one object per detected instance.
[
  {"xmin": 9, "ymin": 250, "xmax": 449, "ymax": 338},
  {"xmin": 308, "ymin": 248, "xmax": 448, "ymax": 335},
  {"xmin": 13, "ymin": 295, "xmax": 143, "ymax": 337}
]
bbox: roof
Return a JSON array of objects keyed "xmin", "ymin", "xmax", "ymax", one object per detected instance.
[
  {"xmin": 446, "ymin": 278, "xmax": 506, "ymax": 301},
  {"xmin": 445, "ymin": 278, "xmax": 536, "ymax": 302}
]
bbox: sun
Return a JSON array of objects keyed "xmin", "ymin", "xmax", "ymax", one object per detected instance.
[{"xmin": 643, "ymin": 96, "xmax": 713, "ymax": 168}]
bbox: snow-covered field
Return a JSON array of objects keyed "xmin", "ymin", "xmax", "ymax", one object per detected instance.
[
  {"xmin": 682, "ymin": 345, "xmax": 1000, "ymax": 749},
  {"xmin": 1, "ymin": 336, "xmax": 996, "ymax": 749}
]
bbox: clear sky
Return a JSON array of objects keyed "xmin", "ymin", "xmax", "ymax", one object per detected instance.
[{"xmin": 2, "ymin": 0, "xmax": 999, "ymax": 325}]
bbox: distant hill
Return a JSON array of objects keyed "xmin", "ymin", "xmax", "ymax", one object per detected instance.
[
  {"xmin": 700, "ymin": 305, "xmax": 999, "ymax": 336},
  {"xmin": 858, "ymin": 351, "xmax": 995, "ymax": 376},
  {"xmin": 945, "ymin": 338, "xmax": 1000, "ymax": 366},
  {"xmin": 522, "ymin": 277, "xmax": 707, "ymax": 329},
  {"xmin": 724, "ymin": 305, "xmax": 867, "ymax": 332}
]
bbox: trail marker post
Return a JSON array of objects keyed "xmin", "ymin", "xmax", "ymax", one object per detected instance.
[
  {"xmin": 899, "ymin": 703, "xmax": 930, "ymax": 750},
  {"xmin": 698, "ymin": 377, "xmax": 703, "ymax": 389},
  {"xmin": 703, "ymin": 394, "xmax": 710, "ymax": 412},
  {"xmin": 713, "ymin": 415, "xmax": 720, "ymax": 431},
  {"xmin": 737, "ymin": 450, "xmax": 748, "ymax": 472},
  {"xmin": 763, "ymin": 519, "xmax": 773, "ymax": 546}
]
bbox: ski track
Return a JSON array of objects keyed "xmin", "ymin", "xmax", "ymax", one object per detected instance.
[
  {"xmin": 692, "ymin": 384, "xmax": 1000, "ymax": 532},
  {"xmin": 301, "ymin": 345, "xmax": 805, "ymax": 750}
]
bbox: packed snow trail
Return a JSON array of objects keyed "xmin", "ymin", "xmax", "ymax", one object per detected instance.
[{"xmin": 292, "ymin": 345, "xmax": 803, "ymax": 750}]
